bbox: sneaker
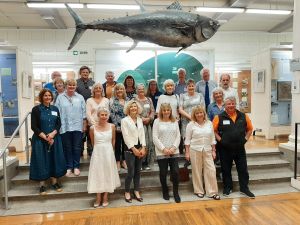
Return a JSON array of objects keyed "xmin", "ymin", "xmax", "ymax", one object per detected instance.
[
  {"xmin": 65, "ymin": 169, "xmax": 72, "ymax": 177},
  {"xmin": 39, "ymin": 186, "xmax": 47, "ymax": 195},
  {"xmin": 74, "ymin": 168, "xmax": 81, "ymax": 176},
  {"xmin": 223, "ymin": 188, "xmax": 232, "ymax": 196},
  {"xmin": 51, "ymin": 183, "xmax": 63, "ymax": 192},
  {"xmin": 240, "ymin": 189, "xmax": 255, "ymax": 199},
  {"xmin": 144, "ymin": 166, "xmax": 151, "ymax": 170}
]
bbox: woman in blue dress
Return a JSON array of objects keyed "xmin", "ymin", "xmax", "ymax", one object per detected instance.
[{"xmin": 30, "ymin": 89, "xmax": 66, "ymax": 195}]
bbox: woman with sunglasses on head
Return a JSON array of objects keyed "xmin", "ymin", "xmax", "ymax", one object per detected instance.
[
  {"xmin": 185, "ymin": 106, "xmax": 220, "ymax": 200},
  {"xmin": 153, "ymin": 103, "xmax": 181, "ymax": 203}
]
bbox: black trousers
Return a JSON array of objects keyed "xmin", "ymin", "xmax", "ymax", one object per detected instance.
[
  {"xmin": 157, "ymin": 157, "xmax": 179, "ymax": 194},
  {"xmin": 115, "ymin": 131, "xmax": 126, "ymax": 161},
  {"xmin": 124, "ymin": 151, "xmax": 142, "ymax": 192},
  {"xmin": 219, "ymin": 145, "xmax": 249, "ymax": 191},
  {"xmin": 81, "ymin": 125, "xmax": 93, "ymax": 156}
]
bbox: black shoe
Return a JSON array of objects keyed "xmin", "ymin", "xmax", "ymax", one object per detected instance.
[
  {"xmin": 39, "ymin": 186, "xmax": 47, "ymax": 195},
  {"xmin": 223, "ymin": 188, "xmax": 232, "ymax": 196},
  {"xmin": 163, "ymin": 192, "xmax": 170, "ymax": 200},
  {"xmin": 124, "ymin": 193, "xmax": 132, "ymax": 203},
  {"xmin": 174, "ymin": 194, "xmax": 181, "ymax": 203},
  {"xmin": 51, "ymin": 183, "xmax": 63, "ymax": 192},
  {"xmin": 133, "ymin": 191, "xmax": 143, "ymax": 202},
  {"xmin": 240, "ymin": 189, "xmax": 255, "ymax": 199}
]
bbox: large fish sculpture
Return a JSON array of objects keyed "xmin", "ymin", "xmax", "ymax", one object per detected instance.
[{"xmin": 66, "ymin": 1, "xmax": 220, "ymax": 52}]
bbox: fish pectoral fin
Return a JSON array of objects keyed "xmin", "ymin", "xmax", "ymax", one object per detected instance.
[
  {"xmin": 134, "ymin": 0, "xmax": 146, "ymax": 12},
  {"xmin": 172, "ymin": 24, "xmax": 193, "ymax": 37},
  {"xmin": 176, "ymin": 45, "xmax": 189, "ymax": 54},
  {"xmin": 126, "ymin": 40, "xmax": 139, "ymax": 53}
]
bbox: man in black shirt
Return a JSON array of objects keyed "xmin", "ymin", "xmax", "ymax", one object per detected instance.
[{"xmin": 76, "ymin": 66, "xmax": 95, "ymax": 157}]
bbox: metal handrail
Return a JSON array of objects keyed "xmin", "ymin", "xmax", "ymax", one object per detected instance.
[
  {"xmin": 0, "ymin": 111, "xmax": 31, "ymax": 209},
  {"xmin": 295, "ymin": 123, "xmax": 299, "ymax": 179}
]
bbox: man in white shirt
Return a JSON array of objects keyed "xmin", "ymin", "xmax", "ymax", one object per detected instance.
[
  {"xmin": 219, "ymin": 73, "xmax": 239, "ymax": 109},
  {"xmin": 195, "ymin": 68, "xmax": 217, "ymax": 108}
]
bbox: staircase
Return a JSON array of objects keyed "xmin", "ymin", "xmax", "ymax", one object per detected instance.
[{"xmin": 0, "ymin": 148, "xmax": 297, "ymax": 216}]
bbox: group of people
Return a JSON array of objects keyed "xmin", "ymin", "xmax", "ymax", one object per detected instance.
[{"xmin": 29, "ymin": 66, "xmax": 255, "ymax": 208}]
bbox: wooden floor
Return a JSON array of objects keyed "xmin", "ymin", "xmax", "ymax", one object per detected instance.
[
  {"xmin": 0, "ymin": 193, "xmax": 299, "ymax": 225},
  {"xmin": 3, "ymin": 135, "xmax": 295, "ymax": 225}
]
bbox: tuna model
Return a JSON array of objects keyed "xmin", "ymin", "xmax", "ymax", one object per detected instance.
[{"xmin": 66, "ymin": 1, "xmax": 220, "ymax": 52}]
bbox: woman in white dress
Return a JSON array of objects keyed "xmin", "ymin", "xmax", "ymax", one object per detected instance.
[{"xmin": 87, "ymin": 107, "xmax": 121, "ymax": 208}]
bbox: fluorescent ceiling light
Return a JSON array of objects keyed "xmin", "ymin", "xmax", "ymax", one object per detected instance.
[
  {"xmin": 67, "ymin": 4, "xmax": 84, "ymax": 9},
  {"xmin": 27, "ymin": 3, "xmax": 65, "ymax": 8},
  {"xmin": 87, "ymin": 4, "xmax": 140, "ymax": 10},
  {"xmin": 27, "ymin": 3, "xmax": 84, "ymax": 9},
  {"xmin": 196, "ymin": 7, "xmax": 244, "ymax": 13},
  {"xmin": 245, "ymin": 9, "xmax": 292, "ymax": 15}
]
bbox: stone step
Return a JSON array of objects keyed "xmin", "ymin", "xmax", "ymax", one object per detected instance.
[
  {"xmin": 11, "ymin": 158, "xmax": 290, "ymax": 186},
  {"xmin": 1, "ymin": 181, "xmax": 298, "ymax": 216},
  {"xmin": 16, "ymin": 148, "xmax": 283, "ymax": 172},
  {"xmin": 7, "ymin": 169, "xmax": 293, "ymax": 200}
]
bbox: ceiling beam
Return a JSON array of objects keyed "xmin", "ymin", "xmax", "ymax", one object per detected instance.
[
  {"xmin": 35, "ymin": 9, "xmax": 66, "ymax": 29},
  {"xmin": 268, "ymin": 15, "xmax": 293, "ymax": 33},
  {"xmin": 212, "ymin": 0, "xmax": 254, "ymax": 21}
]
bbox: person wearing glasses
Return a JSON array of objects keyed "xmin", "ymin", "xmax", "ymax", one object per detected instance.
[
  {"xmin": 76, "ymin": 66, "xmax": 95, "ymax": 157},
  {"xmin": 53, "ymin": 77, "xmax": 65, "ymax": 104}
]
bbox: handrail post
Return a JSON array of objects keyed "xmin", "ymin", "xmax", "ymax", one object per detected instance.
[
  {"xmin": 3, "ymin": 148, "xmax": 9, "ymax": 209},
  {"xmin": 25, "ymin": 117, "xmax": 29, "ymax": 164},
  {"xmin": 295, "ymin": 123, "xmax": 298, "ymax": 180}
]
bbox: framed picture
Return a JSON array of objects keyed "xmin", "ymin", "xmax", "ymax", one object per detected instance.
[
  {"xmin": 277, "ymin": 81, "xmax": 292, "ymax": 101},
  {"xmin": 22, "ymin": 71, "xmax": 32, "ymax": 99},
  {"xmin": 253, "ymin": 70, "xmax": 265, "ymax": 93}
]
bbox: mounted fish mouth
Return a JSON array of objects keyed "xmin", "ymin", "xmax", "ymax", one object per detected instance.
[{"xmin": 66, "ymin": 1, "xmax": 220, "ymax": 52}]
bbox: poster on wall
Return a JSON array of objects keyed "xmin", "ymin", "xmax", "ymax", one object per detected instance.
[
  {"xmin": 253, "ymin": 70, "xmax": 265, "ymax": 93},
  {"xmin": 22, "ymin": 71, "xmax": 32, "ymax": 99},
  {"xmin": 0, "ymin": 51, "xmax": 19, "ymax": 137}
]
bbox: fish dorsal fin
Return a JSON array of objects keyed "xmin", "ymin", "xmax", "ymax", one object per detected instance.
[
  {"xmin": 167, "ymin": 1, "xmax": 182, "ymax": 10},
  {"xmin": 134, "ymin": 0, "xmax": 146, "ymax": 12}
]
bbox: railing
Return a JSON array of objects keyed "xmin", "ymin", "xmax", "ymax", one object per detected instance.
[
  {"xmin": 0, "ymin": 112, "xmax": 31, "ymax": 209},
  {"xmin": 295, "ymin": 123, "xmax": 300, "ymax": 180}
]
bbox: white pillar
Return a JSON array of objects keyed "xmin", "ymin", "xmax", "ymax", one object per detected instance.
[{"xmin": 279, "ymin": 1, "xmax": 300, "ymax": 151}]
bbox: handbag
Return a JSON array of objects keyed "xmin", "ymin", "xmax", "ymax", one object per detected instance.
[{"xmin": 170, "ymin": 160, "xmax": 190, "ymax": 182}]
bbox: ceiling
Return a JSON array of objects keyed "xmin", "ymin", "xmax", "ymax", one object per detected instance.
[{"xmin": 0, "ymin": 0, "xmax": 295, "ymax": 32}]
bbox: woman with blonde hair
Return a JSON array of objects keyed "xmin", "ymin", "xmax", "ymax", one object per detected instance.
[
  {"xmin": 135, "ymin": 83, "xmax": 155, "ymax": 170},
  {"xmin": 110, "ymin": 83, "xmax": 128, "ymax": 171},
  {"xmin": 121, "ymin": 100, "xmax": 146, "ymax": 203},
  {"xmin": 185, "ymin": 106, "xmax": 220, "ymax": 200},
  {"xmin": 55, "ymin": 78, "xmax": 86, "ymax": 177},
  {"xmin": 87, "ymin": 107, "xmax": 120, "ymax": 208},
  {"xmin": 153, "ymin": 103, "xmax": 181, "ymax": 203}
]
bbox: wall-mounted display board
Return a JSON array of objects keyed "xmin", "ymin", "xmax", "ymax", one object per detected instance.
[
  {"xmin": 237, "ymin": 70, "xmax": 251, "ymax": 113},
  {"xmin": 0, "ymin": 50, "xmax": 19, "ymax": 137}
]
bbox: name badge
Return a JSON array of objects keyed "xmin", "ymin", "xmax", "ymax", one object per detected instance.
[
  {"xmin": 51, "ymin": 111, "xmax": 58, "ymax": 116},
  {"xmin": 223, "ymin": 120, "xmax": 230, "ymax": 125},
  {"xmin": 89, "ymin": 86, "xmax": 92, "ymax": 90},
  {"xmin": 144, "ymin": 104, "xmax": 150, "ymax": 108},
  {"xmin": 184, "ymin": 87, "xmax": 187, "ymax": 92}
]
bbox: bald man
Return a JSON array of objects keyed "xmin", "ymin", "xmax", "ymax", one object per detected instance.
[
  {"xmin": 44, "ymin": 71, "xmax": 62, "ymax": 94},
  {"xmin": 195, "ymin": 68, "xmax": 217, "ymax": 108}
]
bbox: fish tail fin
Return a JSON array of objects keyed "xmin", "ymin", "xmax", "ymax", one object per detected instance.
[{"xmin": 65, "ymin": 4, "xmax": 86, "ymax": 50}]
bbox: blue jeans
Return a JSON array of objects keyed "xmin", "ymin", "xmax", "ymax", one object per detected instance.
[{"xmin": 61, "ymin": 131, "xmax": 82, "ymax": 170}]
